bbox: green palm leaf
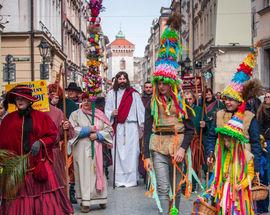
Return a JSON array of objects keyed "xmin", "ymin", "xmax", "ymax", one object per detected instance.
[{"xmin": 0, "ymin": 150, "xmax": 29, "ymax": 199}]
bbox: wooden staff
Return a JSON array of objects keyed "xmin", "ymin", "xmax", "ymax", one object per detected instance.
[
  {"xmin": 113, "ymin": 91, "xmax": 118, "ymax": 189},
  {"xmin": 60, "ymin": 64, "xmax": 69, "ymax": 197},
  {"xmin": 198, "ymin": 79, "xmax": 206, "ymax": 180},
  {"xmin": 195, "ymin": 75, "xmax": 199, "ymax": 105}
]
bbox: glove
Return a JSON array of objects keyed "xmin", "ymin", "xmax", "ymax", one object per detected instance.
[{"xmin": 31, "ymin": 140, "xmax": 42, "ymax": 156}]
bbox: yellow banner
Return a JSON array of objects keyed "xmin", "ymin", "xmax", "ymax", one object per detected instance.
[{"xmin": 5, "ymin": 80, "xmax": 50, "ymax": 112}]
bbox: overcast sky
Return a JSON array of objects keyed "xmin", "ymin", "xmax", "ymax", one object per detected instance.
[{"xmin": 101, "ymin": 0, "xmax": 171, "ymax": 57}]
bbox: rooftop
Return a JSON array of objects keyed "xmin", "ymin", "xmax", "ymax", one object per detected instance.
[{"xmin": 108, "ymin": 30, "xmax": 135, "ymax": 47}]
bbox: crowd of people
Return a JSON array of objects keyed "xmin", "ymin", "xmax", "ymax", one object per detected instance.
[
  {"xmin": 0, "ymin": 69, "xmax": 269, "ymax": 215},
  {"xmin": 0, "ymin": 16, "xmax": 270, "ymax": 215}
]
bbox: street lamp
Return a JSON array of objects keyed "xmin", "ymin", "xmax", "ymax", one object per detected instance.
[
  {"xmin": 3, "ymin": 54, "xmax": 16, "ymax": 84},
  {"xmin": 38, "ymin": 38, "xmax": 50, "ymax": 80},
  {"xmin": 179, "ymin": 56, "xmax": 191, "ymax": 77}
]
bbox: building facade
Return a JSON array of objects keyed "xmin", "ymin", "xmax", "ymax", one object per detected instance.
[
  {"xmin": 106, "ymin": 30, "xmax": 135, "ymax": 81},
  {"xmin": 142, "ymin": 7, "xmax": 171, "ymax": 83},
  {"xmin": 1, "ymin": 0, "xmax": 89, "ymax": 90},
  {"xmin": 133, "ymin": 57, "xmax": 144, "ymax": 87},
  {"xmin": 188, "ymin": 0, "xmax": 252, "ymax": 91},
  {"xmin": 1, "ymin": 0, "xmax": 66, "ymax": 88},
  {"xmin": 63, "ymin": 0, "xmax": 89, "ymax": 86},
  {"xmin": 253, "ymin": 0, "xmax": 270, "ymax": 89}
]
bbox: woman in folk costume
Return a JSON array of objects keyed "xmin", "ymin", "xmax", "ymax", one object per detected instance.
[
  {"xmin": 45, "ymin": 98, "xmax": 75, "ymax": 195},
  {"xmin": 0, "ymin": 85, "xmax": 73, "ymax": 215},
  {"xmin": 48, "ymin": 81, "xmax": 78, "ymax": 203},
  {"xmin": 68, "ymin": 92, "xmax": 113, "ymax": 213},
  {"xmin": 204, "ymin": 49, "xmax": 263, "ymax": 214},
  {"xmin": 144, "ymin": 14, "xmax": 194, "ymax": 215}
]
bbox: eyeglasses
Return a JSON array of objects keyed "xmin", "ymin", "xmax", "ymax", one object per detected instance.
[
  {"xmin": 265, "ymin": 96, "xmax": 270, "ymax": 99},
  {"xmin": 186, "ymin": 98, "xmax": 193, "ymax": 100}
]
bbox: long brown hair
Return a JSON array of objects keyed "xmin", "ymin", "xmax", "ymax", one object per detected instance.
[
  {"xmin": 257, "ymin": 91, "xmax": 270, "ymax": 121},
  {"xmin": 113, "ymin": 71, "xmax": 130, "ymax": 91}
]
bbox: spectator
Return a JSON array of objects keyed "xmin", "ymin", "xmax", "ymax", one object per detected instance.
[
  {"xmin": 141, "ymin": 81, "xmax": 153, "ymax": 107},
  {"xmin": 256, "ymin": 91, "xmax": 270, "ymax": 214},
  {"xmin": 66, "ymin": 82, "xmax": 82, "ymax": 105}
]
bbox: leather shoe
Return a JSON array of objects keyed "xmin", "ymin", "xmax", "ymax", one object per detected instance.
[
  {"xmin": 81, "ymin": 206, "xmax": 91, "ymax": 213},
  {"xmin": 100, "ymin": 204, "xmax": 106, "ymax": 209}
]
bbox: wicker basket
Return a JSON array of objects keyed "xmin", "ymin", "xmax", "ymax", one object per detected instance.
[
  {"xmin": 251, "ymin": 173, "xmax": 269, "ymax": 201},
  {"xmin": 251, "ymin": 184, "xmax": 269, "ymax": 201},
  {"xmin": 191, "ymin": 200, "xmax": 217, "ymax": 215}
]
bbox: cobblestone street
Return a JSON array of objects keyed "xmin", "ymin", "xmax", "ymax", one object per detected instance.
[{"xmin": 74, "ymin": 178, "xmax": 197, "ymax": 215}]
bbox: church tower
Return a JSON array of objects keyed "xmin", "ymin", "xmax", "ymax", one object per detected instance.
[{"xmin": 107, "ymin": 30, "xmax": 135, "ymax": 81}]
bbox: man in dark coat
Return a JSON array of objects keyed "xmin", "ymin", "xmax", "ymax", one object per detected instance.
[{"xmin": 141, "ymin": 81, "xmax": 153, "ymax": 107}]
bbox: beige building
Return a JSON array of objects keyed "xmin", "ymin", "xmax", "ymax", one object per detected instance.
[
  {"xmin": 1, "ymin": 0, "xmax": 66, "ymax": 90},
  {"xmin": 188, "ymin": 0, "xmax": 252, "ymax": 91},
  {"xmin": 253, "ymin": 0, "xmax": 270, "ymax": 89},
  {"xmin": 1, "ymin": 0, "xmax": 89, "ymax": 90},
  {"xmin": 63, "ymin": 0, "xmax": 89, "ymax": 86}
]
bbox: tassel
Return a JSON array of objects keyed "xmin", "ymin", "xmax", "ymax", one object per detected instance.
[{"xmin": 170, "ymin": 207, "xmax": 178, "ymax": 215}]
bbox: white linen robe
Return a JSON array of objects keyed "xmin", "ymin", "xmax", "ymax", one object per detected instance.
[
  {"xmin": 69, "ymin": 109, "xmax": 113, "ymax": 207},
  {"xmin": 105, "ymin": 88, "xmax": 145, "ymax": 187}
]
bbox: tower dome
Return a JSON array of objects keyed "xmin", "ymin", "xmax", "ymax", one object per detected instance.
[{"xmin": 116, "ymin": 30, "xmax": 125, "ymax": 39}]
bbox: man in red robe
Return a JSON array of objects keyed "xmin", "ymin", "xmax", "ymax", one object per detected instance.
[{"xmin": 0, "ymin": 85, "xmax": 73, "ymax": 215}]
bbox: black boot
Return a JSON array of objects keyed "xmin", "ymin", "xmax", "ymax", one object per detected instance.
[{"xmin": 69, "ymin": 183, "xmax": 77, "ymax": 204}]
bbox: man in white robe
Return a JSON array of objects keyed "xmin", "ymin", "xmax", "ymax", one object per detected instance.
[{"xmin": 105, "ymin": 71, "xmax": 145, "ymax": 187}]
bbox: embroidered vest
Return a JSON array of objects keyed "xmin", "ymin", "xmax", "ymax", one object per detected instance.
[
  {"xmin": 216, "ymin": 110, "xmax": 255, "ymax": 152},
  {"xmin": 150, "ymin": 101, "xmax": 184, "ymax": 156}
]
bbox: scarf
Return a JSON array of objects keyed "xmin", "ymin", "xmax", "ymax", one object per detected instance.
[
  {"xmin": 18, "ymin": 106, "xmax": 33, "ymax": 154},
  {"xmin": 112, "ymin": 87, "xmax": 136, "ymax": 131},
  {"xmin": 206, "ymin": 99, "xmax": 218, "ymax": 114},
  {"xmin": 81, "ymin": 106, "xmax": 111, "ymax": 192}
]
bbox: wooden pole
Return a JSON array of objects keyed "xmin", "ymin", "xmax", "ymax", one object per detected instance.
[
  {"xmin": 195, "ymin": 75, "xmax": 199, "ymax": 105},
  {"xmin": 198, "ymin": 79, "xmax": 206, "ymax": 180},
  {"xmin": 113, "ymin": 91, "xmax": 117, "ymax": 189},
  {"xmin": 60, "ymin": 64, "xmax": 69, "ymax": 197}
]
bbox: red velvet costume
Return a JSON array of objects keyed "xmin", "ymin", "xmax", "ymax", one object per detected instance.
[{"xmin": 0, "ymin": 109, "xmax": 74, "ymax": 215}]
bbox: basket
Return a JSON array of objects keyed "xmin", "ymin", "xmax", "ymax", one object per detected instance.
[
  {"xmin": 251, "ymin": 184, "xmax": 269, "ymax": 201},
  {"xmin": 191, "ymin": 200, "xmax": 217, "ymax": 215},
  {"xmin": 251, "ymin": 173, "xmax": 269, "ymax": 201}
]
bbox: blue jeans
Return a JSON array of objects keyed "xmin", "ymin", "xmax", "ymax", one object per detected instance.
[
  {"xmin": 152, "ymin": 152, "xmax": 182, "ymax": 215},
  {"xmin": 267, "ymin": 140, "xmax": 270, "ymax": 183}
]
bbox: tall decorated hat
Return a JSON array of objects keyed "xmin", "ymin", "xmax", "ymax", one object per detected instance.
[
  {"xmin": 151, "ymin": 15, "xmax": 188, "ymax": 125},
  {"xmin": 216, "ymin": 47, "xmax": 259, "ymax": 143},
  {"xmin": 221, "ymin": 48, "xmax": 257, "ymax": 102},
  {"xmin": 152, "ymin": 16, "xmax": 182, "ymax": 86}
]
